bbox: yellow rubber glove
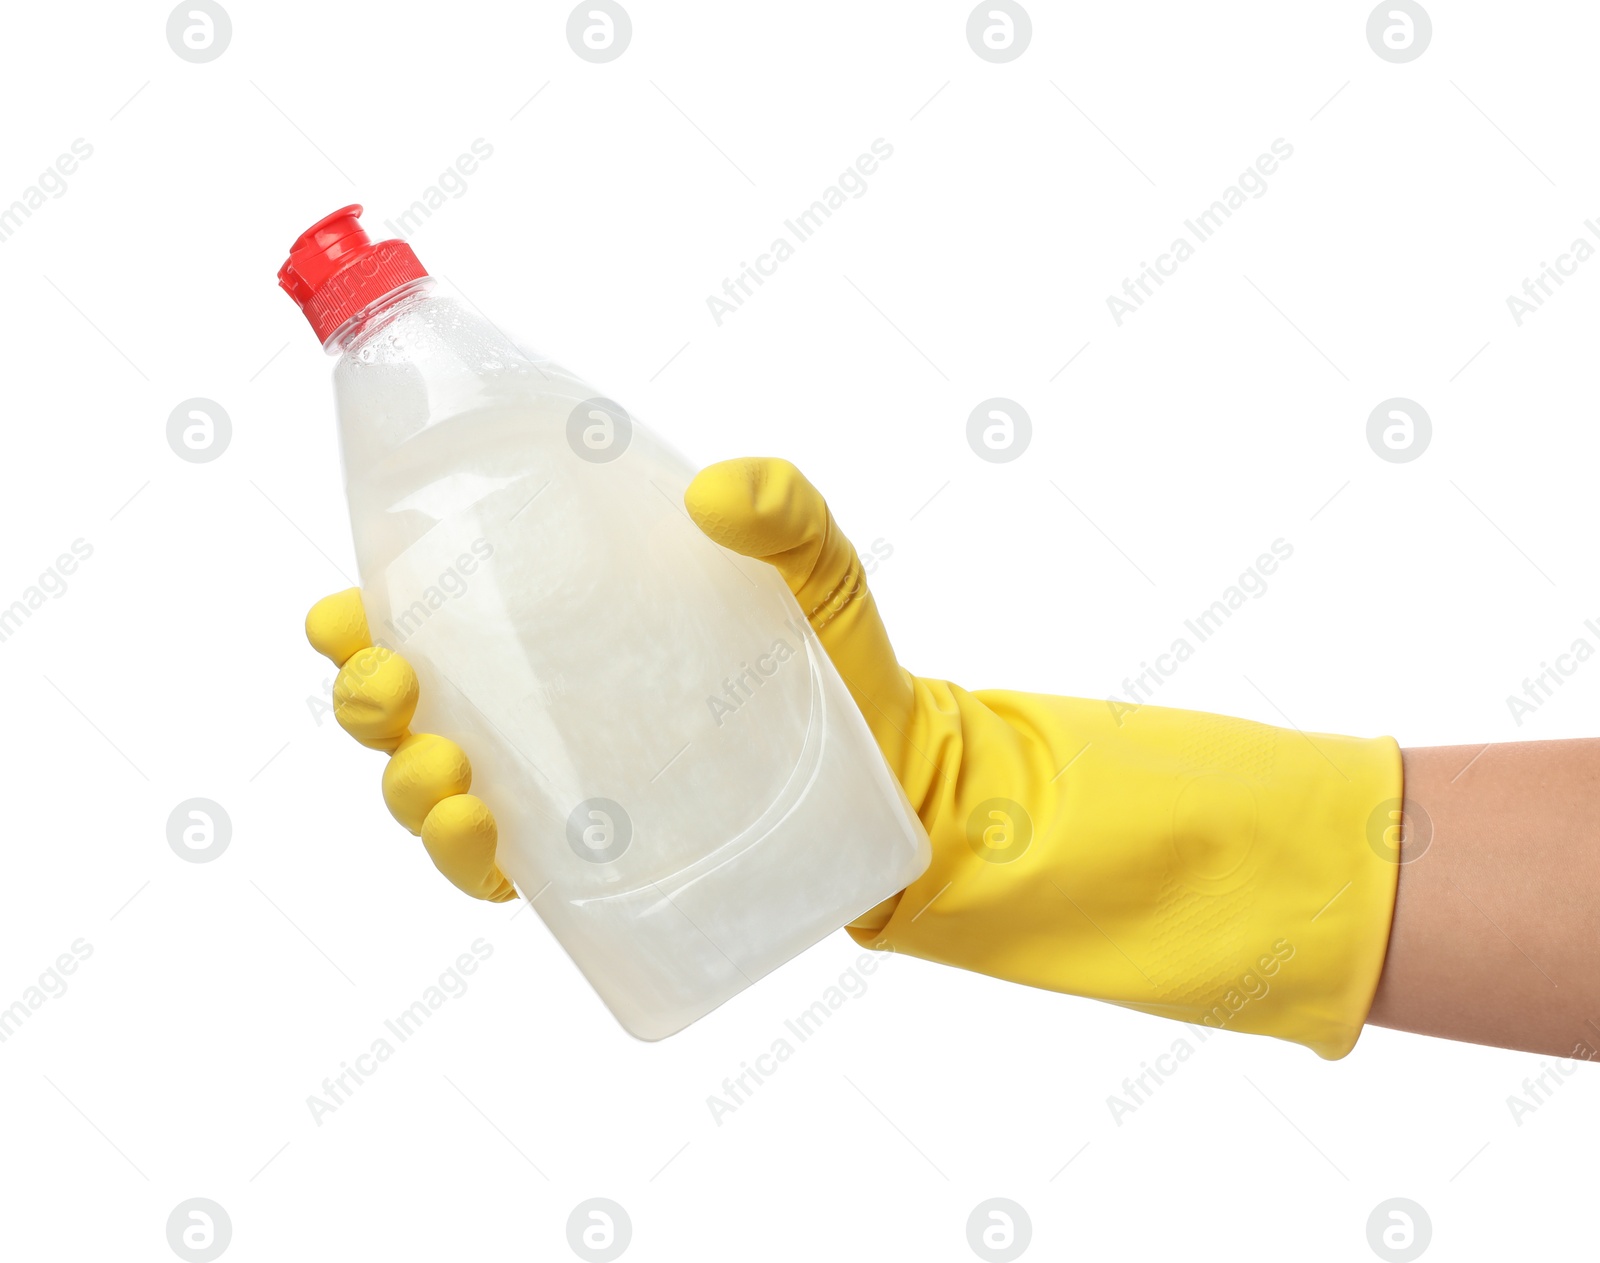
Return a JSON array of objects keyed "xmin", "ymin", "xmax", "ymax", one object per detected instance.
[{"xmin": 308, "ymin": 458, "xmax": 1402, "ymax": 1057}]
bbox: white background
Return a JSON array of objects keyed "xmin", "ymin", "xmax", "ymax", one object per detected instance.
[{"xmin": 0, "ymin": 1, "xmax": 1595, "ymax": 1259}]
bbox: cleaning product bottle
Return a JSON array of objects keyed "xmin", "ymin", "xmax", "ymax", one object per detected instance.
[{"xmin": 278, "ymin": 206, "xmax": 931, "ymax": 1039}]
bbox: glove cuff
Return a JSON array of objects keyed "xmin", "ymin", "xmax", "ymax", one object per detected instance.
[{"xmin": 848, "ymin": 695, "xmax": 1403, "ymax": 1060}]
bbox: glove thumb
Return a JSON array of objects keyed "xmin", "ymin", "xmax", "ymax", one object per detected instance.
[{"xmin": 685, "ymin": 457, "xmax": 916, "ymax": 751}]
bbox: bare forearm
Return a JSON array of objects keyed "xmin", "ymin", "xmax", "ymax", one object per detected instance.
[{"xmin": 1366, "ymin": 739, "xmax": 1600, "ymax": 1057}]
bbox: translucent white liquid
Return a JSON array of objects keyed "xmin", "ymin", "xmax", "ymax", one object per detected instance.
[{"xmin": 332, "ymin": 288, "xmax": 930, "ymax": 1039}]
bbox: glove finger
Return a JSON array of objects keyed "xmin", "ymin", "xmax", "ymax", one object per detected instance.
[
  {"xmin": 685, "ymin": 457, "xmax": 916, "ymax": 744},
  {"xmin": 334, "ymin": 646, "xmax": 418, "ymax": 752},
  {"xmin": 421, "ymin": 794, "xmax": 517, "ymax": 901},
  {"xmin": 306, "ymin": 588, "xmax": 372, "ymax": 667},
  {"xmin": 309, "ymin": 588, "xmax": 413, "ymax": 750},
  {"xmin": 308, "ymin": 588, "xmax": 513, "ymax": 903},
  {"xmin": 383, "ymin": 733, "xmax": 473, "ymax": 833}
]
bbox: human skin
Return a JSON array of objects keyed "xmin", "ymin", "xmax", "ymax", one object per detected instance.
[{"xmin": 1367, "ymin": 740, "xmax": 1600, "ymax": 1058}]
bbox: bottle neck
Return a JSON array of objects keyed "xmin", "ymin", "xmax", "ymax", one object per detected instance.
[{"xmin": 326, "ymin": 278, "xmax": 437, "ymax": 354}]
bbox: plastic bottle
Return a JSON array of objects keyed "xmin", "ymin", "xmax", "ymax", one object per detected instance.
[{"xmin": 278, "ymin": 207, "xmax": 931, "ymax": 1039}]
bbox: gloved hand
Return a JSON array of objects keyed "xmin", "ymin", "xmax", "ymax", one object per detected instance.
[{"xmin": 308, "ymin": 458, "xmax": 1402, "ymax": 1058}]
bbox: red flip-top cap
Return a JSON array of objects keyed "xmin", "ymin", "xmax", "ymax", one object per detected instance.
[{"xmin": 277, "ymin": 205, "xmax": 429, "ymax": 344}]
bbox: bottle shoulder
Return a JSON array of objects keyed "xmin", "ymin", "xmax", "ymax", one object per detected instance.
[{"xmin": 336, "ymin": 295, "xmax": 552, "ymax": 382}]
